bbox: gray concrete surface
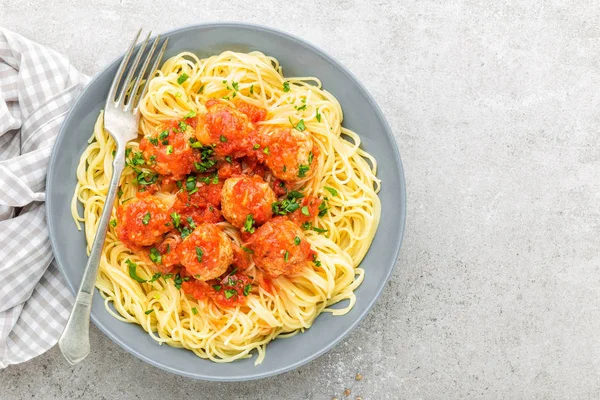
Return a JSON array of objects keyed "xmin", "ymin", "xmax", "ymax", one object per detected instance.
[{"xmin": 1, "ymin": 0, "xmax": 600, "ymax": 398}]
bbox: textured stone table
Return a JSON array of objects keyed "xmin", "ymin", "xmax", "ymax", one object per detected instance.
[{"xmin": 2, "ymin": 1, "xmax": 600, "ymax": 398}]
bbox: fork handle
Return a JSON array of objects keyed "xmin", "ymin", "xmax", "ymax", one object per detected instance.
[{"xmin": 58, "ymin": 148, "xmax": 126, "ymax": 365}]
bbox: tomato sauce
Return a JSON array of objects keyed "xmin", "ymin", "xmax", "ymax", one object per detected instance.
[
  {"xmin": 287, "ymin": 196, "xmax": 322, "ymax": 226},
  {"xmin": 182, "ymin": 272, "xmax": 252, "ymax": 308},
  {"xmin": 234, "ymin": 101, "xmax": 267, "ymax": 123},
  {"xmin": 117, "ymin": 99, "xmax": 326, "ymax": 306}
]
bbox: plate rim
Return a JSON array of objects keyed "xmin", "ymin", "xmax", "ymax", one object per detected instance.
[{"xmin": 46, "ymin": 21, "xmax": 407, "ymax": 381}]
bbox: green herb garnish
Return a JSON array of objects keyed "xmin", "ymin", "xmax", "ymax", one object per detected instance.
[
  {"xmin": 149, "ymin": 248, "xmax": 161, "ymax": 264},
  {"xmin": 298, "ymin": 164, "xmax": 309, "ymax": 178},
  {"xmin": 324, "ymin": 186, "xmax": 338, "ymax": 197},
  {"xmin": 244, "ymin": 214, "xmax": 256, "ymax": 233},
  {"xmin": 126, "ymin": 259, "xmax": 146, "ymax": 283},
  {"xmin": 177, "ymin": 73, "xmax": 189, "ymax": 84}
]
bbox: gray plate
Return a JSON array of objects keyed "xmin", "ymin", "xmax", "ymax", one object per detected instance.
[{"xmin": 46, "ymin": 22, "xmax": 406, "ymax": 381}]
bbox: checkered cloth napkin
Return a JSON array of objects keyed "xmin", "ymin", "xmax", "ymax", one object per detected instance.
[{"xmin": 0, "ymin": 28, "xmax": 89, "ymax": 368}]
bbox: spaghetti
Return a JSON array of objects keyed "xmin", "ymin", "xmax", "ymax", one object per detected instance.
[{"xmin": 71, "ymin": 50, "xmax": 381, "ymax": 364}]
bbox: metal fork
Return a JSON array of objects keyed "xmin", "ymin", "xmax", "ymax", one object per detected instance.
[{"xmin": 58, "ymin": 29, "xmax": 168, "ymax": 365}]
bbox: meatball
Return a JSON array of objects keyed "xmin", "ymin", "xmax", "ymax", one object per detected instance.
[
  {"xmin": 177, "ymin": 223, "xmax": 233, "ymax": 281},
  {"xmin": 259, "ymin": 128, "xmax": 315, "ymax": 181},
  {"xmin": 248, "ymin": 218, "xmax": 312, "ymax": 278},
  {"xmin": 195, "ymin": 100, "xmax": 258, "ymax": 158},
  {"xmin": 221, "ymin": 176, "xmax": 277, "ymax": 229},
  {"xmin": 116, "ymin": 197, "xmax": 171, "ymax": 247},
  {"xmin": 139, "ymin": 122, "xmax": 197, "ymax": 180}
]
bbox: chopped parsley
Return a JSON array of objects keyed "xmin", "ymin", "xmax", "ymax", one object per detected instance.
[
  {"xmin": 253, "ymin": 144, "xmax": 260, "ymax": 150},
  {"xmin": 294, "ymin": 236, "xmax": 301, "ymax": 245},
  {"xmin": 177, "ymin": 73, "xmax": 189, "ymax": 84},
  {"xmin": 324, "ymin": 186, "xmax": 338, "ymax": 197},
  {"xmin": 183, "ymin": 110, "xmax": 196, "ymax": 119},
  {"xmin": 112, "ymin": 150, "xmax": 116, "ymax": 157},
  {"xmin": 185, "ymin": 175, "xmax": 197, "ymax": 193},
  {"xmin": 166, "ymin": 145, "xmax": 173, "ymax": 155},
  {"xmin": 149, "ymin": 272, "xmax": 162, "ymax": 282},
  {"xmin": 142, "ymin": 212, "xmax": 151, "ymax": 225},
  {"xmin": 145, "ymin": 309, "xmax": 154, "ymax": 315},
  {"xmin": 283, "ymin": 81, "xmax": 290, "ymax": 92},
  {"xmin": 187, "ymin": 216, "xmax": 196, "ymax": 229},
  {"xmin": 180, "ymin": 226, "xmax": 192, "ymax": 240},
  {"xmin": 197, "ymin": 84, "xmax": 205, "ymax": 94},
  {"xmin": 118, "ymin": 189, "xmax": 123, "ymax": 198},
  {"xmin": 171, "ymin": 212, "xmax": 181, "ymax": 228},
  {"xmin": 147, "ymin": 136, "xmax": 158, "ymax": 146},
  {"xmin": 195, "ymin": 247, "xmax": 204, "ymax": 263},
  {"xmin": 244, "ymin": 214, "xmax": 256, "ymax": 233},
  {"xmin": 212, "ymin": 284, "xmax": 222, "ymax": 291},
  {"xmin": 161, "ymin": 139, "xmax": 169, "ymax": 145},
  {"xmin": 126, "ymin": 259, "xmax": 146, "ymax": 283},
  {"xmin": 272, "ymin": 190, "xmax": 304, "ymax": 215},
  {"xmin": 191, "ymin": 307, "xmax": 198, "ymax": 315},
  {"xmin": 136, "ymin": 171, "xmax": 158, "ymax": 186},
  {"xmin": 263, "ymin": 146, "xmax": 270, "ymax": 155},
  {"xmin": 149, "ymin": 155, "xmax": 157, "ymax": 164},
  {"xmin": 192, "ymin": 143, "xmax": 217, "ymax": 172},
  {"xmin": 220, "ymin": 135, "xmax": 227, "ymax": 142},
  {"xmin": 149, "ymin": 248, "xmax": 161, "ymax": 264},
  {"xmin": 178, "ymin": 121, "xmax": 187, "ymax": 131},
  {"xmin": 173, "ymin": 274, "xmax": 183, "ymax": 289},
  {"xmin": 189, "ymin": 138, "xmax": 203, "ymax": 148},
  {"xmin": 224, "ymin": 289, "xmax": 237, "ymax": 299},
  {"xmin": 295, "ymin": 119, "xmax": 306, "ymax": 131},
  {"xmin": 250, "ymin": 84, "xmax": 254, "ymax": 94},
  {"xmin": 301, "ymin": 221, "xmax": 329, "ymax": 233},
  {"xmin": 241, "ymin": 246, "xmax": 254, "ymax": 254},
  {"xmin": 284, "ymin": 250, "xmax": 289, "ymax": 262},
  {"xmin": 127, "ymin": 151, "xmax": 145, "ymax": 168},
  {"xmin": 296, "ymin": 104, "xmax": 307, "ymax": 111},
  {"xmin": 212, "ymin": 174, "xmax": 219, "ymax": 184},
  {"xmin": 316, "ymin": 108, "xmax": 321, "ymax": 122},
  {"xmin": 298, "ymin": 164, "xmax": 310, "ymax": 178},
  {"xmin": 232, "ymin": 81, "xmax": 239, "ymax": 91},
  {"xmin": 243, "ymin": 284, "xmax": 252, "ymax": 296},
  {"xmin": 225, "ymin": 156, "xmax": 232, "ymax": 163},
  {"xmin": 159, "ymin": 130, "xmax": 169, "ymax": 140},
  {"xmin": 301, "ymin": 206, "xmax": 310, "ymax": 216},
  {"xmin": 318, "ymin": 200, "xmax": 328, "ymax": 217},
  {"xmin": 308, "ymin": 151, "xmax": 314, "ymax": 164},
  {"xmin": 110, "ymin": 219, "xmax": 117, "ymax": 227}
]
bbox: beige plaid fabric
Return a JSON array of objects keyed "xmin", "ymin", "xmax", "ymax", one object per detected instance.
[{"xmin": 0, "ymin": 28, "xmax": 89, "ymax": 368}]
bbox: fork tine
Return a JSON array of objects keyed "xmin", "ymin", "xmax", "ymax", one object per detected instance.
[
  {"xmin": 135, "ymin": 38, "xmax": 169, "ymax": 113},
  {"xmin": 116, "ymin": 31, "xmax": 151, "ymax": 107},
  {"xmin": 106, "ymin": 28, "xmax": 141, "ymax": 107},
  {"xmin": 126, "ymin": 34, "xmax": 161, "ymax": 112}
]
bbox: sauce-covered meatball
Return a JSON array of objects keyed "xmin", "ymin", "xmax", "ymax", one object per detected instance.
[
  {"xmin": 259, "ymin": 128, "xmax": 315, "ymax": 181},
  {"xmin": 221, "ymin": 176, "xmax": 277, "ymax": 229},
  {"xmin": 248, "ymin": 218, "xmax": 312, "ymax": 278},
  {"xmin": 177, "ymin": 224, "xmax": 233, "ymax": 281},
  {"xmin": 195, "ymin": 100, "xmax": 258, "ymax": 158},
  {"xmin": 116, "ymin": 197, "xmax": 171, "ymax": 248},
  {"xmin": 139, "ymin": 121, "xmax": 197, "ymax": 180}
]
